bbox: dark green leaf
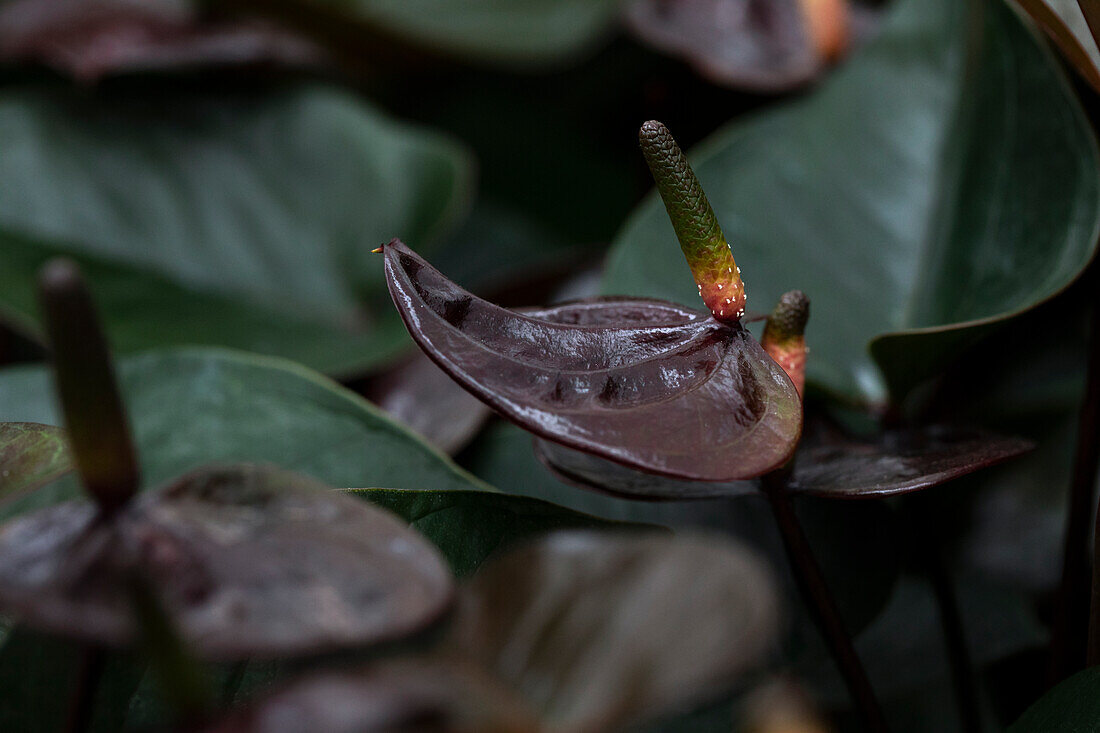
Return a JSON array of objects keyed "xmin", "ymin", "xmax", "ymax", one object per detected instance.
[
  {"xmin": 0, "ymin": 348, "xmax": 487, "ymax": 520},
  {"xmin": 353, "ymin": 488, "xmax": 645, "ymax": 576},
  {"xmin": 1014, "ymin": 0, "xmax": 1100, "ymax": 92},
  {"xmin": 0, "ymin": 422, "xmax": 71, "ymax": 503},
  {"xmin": 1008, "ymin": 664, "xmax": 1100, "ymax": 732},
  {"xmin": 604, "ymin": 0, "xmax": 1100, "ymax": 406},
  {"xmin": 0, "ymin": 464, "xmax": 455, "ymax": 659},
  {"xmin": 0, "ymin": 84, "xmax": 472, "ymax": 376},
  {"xmin": 447, "ymin": 531, "xmax": 781, "ymax": 732}
]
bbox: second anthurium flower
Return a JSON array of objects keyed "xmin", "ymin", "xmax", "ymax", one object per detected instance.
[{"xmin": 379, "ymin": 121, "xmax": 805, "ymax": 482}]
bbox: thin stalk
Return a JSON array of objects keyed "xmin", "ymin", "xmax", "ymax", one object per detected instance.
[
  {"xmin": 1049, "ymin": 295, "xmax": 1100, "ymax": 682},
  {"xmin": 64, "ymin": 647, "xmax": 105, "ymax": 733},
  {"xmin": 762, "ymin": 477, "xmax": 889, "ymax": 733}
]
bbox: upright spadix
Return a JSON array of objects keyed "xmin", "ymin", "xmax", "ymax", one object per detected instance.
[{"xmin": 639, "ymin": 120, "xmax": 746, "ymax": 322}]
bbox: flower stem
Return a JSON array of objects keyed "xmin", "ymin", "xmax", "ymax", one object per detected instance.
[{"xmin": 762, "ymin": 475, "xmax": 889, "ymax": 732}]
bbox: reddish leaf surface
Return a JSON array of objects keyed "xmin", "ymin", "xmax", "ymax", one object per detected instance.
[
  {"xmin": 0, "ymin": 0, "xmax": 325, "ymax": 80},
  {"xmin": 535, "ymin": 421, "xmax": 1032, "ymax": 500},
  {"xmin": 382, "ymin": 239, "xmax": 802, "ymax": 482},
  {"xmin": 0, "ymin": 464, "xmax": 454, "ymax": 660},
  {"xmin": 361, "ymin": 351, "xmax": 491, "ymax": 456},
  {"xmin": 623, "ymin": 0, "xmax": 878, "ymax": 91}
]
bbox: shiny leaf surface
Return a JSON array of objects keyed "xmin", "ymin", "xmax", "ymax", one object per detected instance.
[
  {"xmin": 0, "ymin": 423, "xmax": 70, "ymax": 504},
  {"xmin": 383, "ymin": 239, "xmax": 802, "ymax": 481},
  {"xmin": 0, "ymin": 464, "xmax": 454, "ymax": 659},
  {"xmin": 447, "ymin": 531, "xmax": 780, "ymax": 732},
  {"xmin": 605, "ymin": 0, "xmax": 1100, "ymax": 405},
  {"xmin": 0, "ymin": 348, "xmax": 487, "ymax": 521},
  {"xmin": 0, "ymin": 84, "xmax": 472, "ymax": 376}
]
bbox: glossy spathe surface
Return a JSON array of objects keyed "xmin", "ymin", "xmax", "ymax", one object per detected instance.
[
  {"xmin": 0, "ymin": 464, "xmax": 454, "ymax": 660},
  {"xmin": 382, "ymin": 239, "xmax": 802, "ymax": 481},
  {"xmin": 605, "ymin": 0, "xmax": 1100, "ymax": 405}
]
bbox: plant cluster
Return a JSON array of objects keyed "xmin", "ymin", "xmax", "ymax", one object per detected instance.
[{"xmin": 2, "ymin": 0, "xmax": 1100, "ymax": 731}]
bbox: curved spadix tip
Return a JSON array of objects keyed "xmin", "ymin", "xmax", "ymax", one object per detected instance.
[{"xmin": 766, "ymin": 290, "xmax": 810, "ymax": 340}]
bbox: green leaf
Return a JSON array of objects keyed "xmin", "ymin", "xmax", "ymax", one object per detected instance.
[
  {"xmin": 0, "ymin": 83, "xmax": 473, "ymax": 377},
  {"xmin": 354, "ymin": 488, "xmax": 640, "ymax": 576},
  {"xmin": 315, "ymin": 0, "xmax": 619, "ymax": 65},
  {"xmin": 0, "ymin": 422, "xmax": 71, "ymax": 503},
  {"xmin": 0, "ymin": 348, "xmax": 487, "ymax": 519},
  {"xmin": 1014, "ymin": 0, "xmax": 1100, "ymax": 92},
  {"xmin": 603, "ymin": 0, "xmax": 1100, "ymax": 406},
  {"xmin": 1008, "ymin": 665, "xmax": 1100, "ymax": 732}
]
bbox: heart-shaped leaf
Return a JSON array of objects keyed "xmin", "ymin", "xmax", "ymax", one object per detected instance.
[
  {"xmin": 1008, "ymin": 664, "xmax": 1100, "ymax": 732},
  {"xmin": 446, "ymin": 531, "xmax": 780, "ymax": 732},
  {"xmin": 200, "ymin": 659, "xmax": 539, "ymax": 733},
  {"xmin": 604, "ymin": 0, "xmax": 1100, "ymax": 406},
  {"xmin": 0, "ymin": 464, "xmax": 454, "ymax": 660},
  {"xmin": 0, "ymin": 84, "xmax": 472, "ymax": 377},
  {"xmin": 534, "ymin": 421, "xmax": 1031, "ymax": 500},
  {"xmin": 0, "ymin": 422, "xmax": 70, "ymax": 503},
  {"xmin": 0, "ymin": 0, "xmax": 325, "ymax": 80},
  {"xmin": 1014, "ymin": 0, "xmax": 1100, "ymax": 92},
  {"xmin": 382, "ymin": 239, "xmax": 802, "ymax": 481},
  {"xmin": 624, "ymin": 0, "xmax": 866, "ymax": 91},
  {"xmin": 0, "ymin": 348, "xmax": 487, "ymax": 520}
]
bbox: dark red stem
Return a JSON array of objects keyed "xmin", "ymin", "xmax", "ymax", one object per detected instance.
[{"xmin": 763, "ymin": 478, "xmax": 889, "ymax": 732}]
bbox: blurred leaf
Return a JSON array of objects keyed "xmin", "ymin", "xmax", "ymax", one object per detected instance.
[
  {"xmin": 355, "ymin": 488, "xmax": 641, "ymax": 576},
  {"xmin": 383, "ymin": 241, "xmax": 802, "ymax": 481},
  {"xmin": 361, "ymin": 351, "xmax": 490, "ymax": 455},
  {"xmin": 198, "ymin": 659, "xmax": 539, "ymax": 733},
  {"xmin": 604, "ymin": 0, "xmax": 1100, "ymax": 406},
  {"xmin": 0, "ymin": 0, "xmax": 325, "ymax": 80},
  {"xmin": 0, "ymin": 465, "xmax": 455, "ymax": 659},
  {"xmin": 461, "ymin": 420, "xmax": 900, "ymax": 639},
  {"xmin": 309, "ymin": 0, "xmax": 620, "ymax": 66},
  {"xmin": 1008, "ymin": 664, "xmax": 1100, "ymax": 732},
  {"xmin": 0, "ymin": 348, "xmax": 487, "ymax": 520},
  {"xmin": 447, "ymin": 531, "xmax": 781, "ymax": 732},
  {"xmin": 0, "ymin": 422, "xmax": 71, "ymax": 503},
  {"xmin": 1013, "ymin": 0, "xmax": 1100, "ymax": 92},
  {"xmin": 0, "ymin": 84, "xmax": 473, "ymax": 377}
]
